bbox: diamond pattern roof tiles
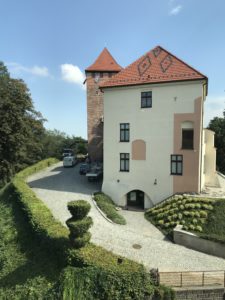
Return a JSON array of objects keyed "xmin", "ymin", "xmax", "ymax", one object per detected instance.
[{"xmin": 100, "ymin": 46, "xmax": 207, "ymax": 88}]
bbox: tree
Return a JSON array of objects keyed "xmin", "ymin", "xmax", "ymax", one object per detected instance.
[
  {"xmin": 208, "ymin": 111, "xmax": 225, "ymax": 173},
  {"xmin": 40, "ymin": 130, "xmax": 87, "ymax": 160},
  {"xmin": 0, "ymin": 62, "xmax": 45, "ymax": 186}
]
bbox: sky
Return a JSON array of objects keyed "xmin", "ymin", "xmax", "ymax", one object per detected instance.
[{"xmin": 0, "ymin": 0, "xmax": 225, "ymax": 138}]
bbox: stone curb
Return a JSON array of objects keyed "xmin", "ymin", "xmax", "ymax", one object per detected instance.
[{"xmin": 91, "ymin": 192, "xmax": 115, "ymax": 224}]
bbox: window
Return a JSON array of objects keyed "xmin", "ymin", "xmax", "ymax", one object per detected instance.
[
  {"xmin": 141, "ymin": 91, "xmax": 152, "ymax": 108},
  {"xmin": 171, "ymin": 155, "xmax": 183, "ymax": 175},
  {"xmin": 120, "ymin": 153, "xmax": 129, "ymax": 172},
  {"xmin": 182, "ymin": 129, "xmax": 194, "ymax": 149},
  {"xmin": 120, "ymin": 123, "xmax": 129, "ymax": 142}
]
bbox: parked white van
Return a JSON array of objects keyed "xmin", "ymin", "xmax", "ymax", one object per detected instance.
[{"xmin": 63, "ymin": 155, "xmax": 76, "ymax": 167}]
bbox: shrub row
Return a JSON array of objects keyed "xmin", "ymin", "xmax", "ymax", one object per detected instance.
[
  {"xmin": 93, "ymin": 192, "xmax": 126, "ymax": 225},
  {"xmin": 11, "ymin": 158, "xmax": 69, "ymax": 264},
  {"xmin": 57, "ymin": 266, "xmax": 175, "ymax": 300}
]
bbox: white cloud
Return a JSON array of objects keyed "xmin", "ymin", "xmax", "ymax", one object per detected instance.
[
  {"xmin": 6, "ymin": 62, "xmax": 50, "ymax": 77},
  {"xmin": 169, "ymin": 4, "xmax": 182, "ymax": 15},
  {"xmin": 204, "ymin": 95, "xmax": 225, "ymax": 127},
  {"xmin": 61, "ymin": 64, "xmax": 85, "ymax": 89}
]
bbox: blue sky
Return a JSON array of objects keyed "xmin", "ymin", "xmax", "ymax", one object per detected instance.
[{"xmin": 1, "ymin": 0, "xmax": 225, "ymax": 138}]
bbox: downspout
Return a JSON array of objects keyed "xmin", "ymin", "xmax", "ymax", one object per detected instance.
[{"xmin": 200, "ymin": 80, "xmax": 208, "ymax": 192}]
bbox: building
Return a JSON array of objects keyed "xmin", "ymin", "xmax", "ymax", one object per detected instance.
[
  {"xmin": 86, "ymin": 46, "xmax": 217, "ymax": 209},
  {"xmin": 85, "ymin": 48, "xmax": 122, "ymax": 161}
]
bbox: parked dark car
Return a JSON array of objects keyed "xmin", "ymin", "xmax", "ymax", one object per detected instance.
[{"xmin": 79, "ymin": 163, "xmax": 90, "ymax": 175}]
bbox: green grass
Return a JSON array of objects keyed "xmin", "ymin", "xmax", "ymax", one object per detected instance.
[
  {"xmin": 201, "ymin": 198, "xmax": 225, "ymax": 243},
  {"xmin": 145, "ymin": 194, "xmax": 220, "ymax": 240},
  {"xmin": 94, "ymin": 192, "xmax": 126, "ymax": 225},
  {"xmin": 0, "ymin": 184, "xmax": 61, "ymax": 299}
]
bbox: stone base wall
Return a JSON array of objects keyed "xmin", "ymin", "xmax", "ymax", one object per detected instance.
[
  {"xmin": 173, "ymin": 225, "xmax": 225, "ymax": 259},
  {"xmin": 175, "ymin": 287, "xmax": 224, "ymax": 300}
]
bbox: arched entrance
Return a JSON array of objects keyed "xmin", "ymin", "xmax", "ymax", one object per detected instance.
[{"xmin": 127, "ymin": 190, "xmax": 144, "ymax": 209}]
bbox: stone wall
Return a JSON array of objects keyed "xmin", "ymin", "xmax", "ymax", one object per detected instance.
[
  {"xmin": 175, "ymin": 287, "xmax": 224, "ymax": 300},
  {"xmin": 173, "ymin": 225, "xmax": 225, "ymax": 259}
]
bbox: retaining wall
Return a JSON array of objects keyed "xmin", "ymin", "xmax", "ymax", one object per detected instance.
[
  {"xmin": 175, "ymin": 287, "xmax": 224, "ymax": 300},
  {"xmin": 173, "ymin": 225, "xmax": 225, "ymax": 259}
]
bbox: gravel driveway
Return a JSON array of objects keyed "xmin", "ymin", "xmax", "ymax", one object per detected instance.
[{"xmin": 27, "ymin": 162, "xmax": 225, "ymax": 272}]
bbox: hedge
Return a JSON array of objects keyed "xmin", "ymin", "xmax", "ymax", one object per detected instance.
[
  {"xmin": 67, "ymin": 200, "xmax": 91, "ymax": 220},
  {"xmin": 93, "ymin": 192, "xmax": 126, "ymax": 225},
  {"xmin": 58, "ymin": 266, "xmax": 154, "ymax": 300},
  {"xmin": 57, "ymin": 266, "xmax": 175, "ymax": 300},
  {"xmin": 11, "ymin": 158, "xmax": 69, "ymax": 264}
]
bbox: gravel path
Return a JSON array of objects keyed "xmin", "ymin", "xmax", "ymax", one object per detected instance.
[{"xmin": 27, "ymin": 162, "xmax": 225, "ymax": 272}]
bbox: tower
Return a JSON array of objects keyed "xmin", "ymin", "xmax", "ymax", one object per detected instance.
[{"xmin": 85, "ymin": 48, "xmax": 122, "ymax": 161}]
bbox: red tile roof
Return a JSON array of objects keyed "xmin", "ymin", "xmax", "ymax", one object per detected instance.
[
  {"xmin": 85, "ymin": 47, "xmax": 122, "ymax": 72},
  {"xmin": 100, "ymin": 46, "xmax": 207, "ymax": 88}
]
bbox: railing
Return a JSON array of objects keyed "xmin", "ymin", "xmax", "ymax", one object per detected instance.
[{"xmin": 159, "ymin": 270, "xmax": 225, "ymax": 287}]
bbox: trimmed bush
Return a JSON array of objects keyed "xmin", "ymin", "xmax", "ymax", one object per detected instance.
[
  {"xmin": 58, "ymin": 266, "xmax": 157, "ymax": 300},
  {"xmin": 67, "ymin": 200, "xmax": 91, "ymax": 220},
  {"xmin": 66, "ymin": 217, "xmax": 93, "ymax": 236},
  {"xmin": 11, "ymin": 159, "xmax": 69, "ymax": 264},
  {"xmin": 70, "ymin": 232, "xmax": 92, "ymax": 249},
  {"xmin": 94, "ymin": 192, "xmax": 126, "ymax": 225},
  {"xmin": 66, "ymin": 200, "xmax": 92, "ymax": 249},
  {"xmin": 145, "ymin": 194, "xmax": 220, "ymax": 241}
]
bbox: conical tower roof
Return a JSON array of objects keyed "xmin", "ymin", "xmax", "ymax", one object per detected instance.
[{"xmin": 85, "ymin": 48, "xmax": 122, "ymax": 72}]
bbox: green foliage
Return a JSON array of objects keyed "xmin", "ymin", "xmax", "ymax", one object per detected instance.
[
  {"xmin": 208, "ymin": 113, "xmax": 225, "ymax": 173},
  {"xmin": 11, "ymin": 159, "xmax": 69, "ymax": 263},
  {"xmin": 0, "ymin": 62, "xmax": 46, "ymax": 187},
  {"xmin": 201, "ymin": 199, "xmax": 225, "ymax": 243},
  {"xmin": 67, "ymin": 243, "xmax": 143, "ymax": 272},
  {"xmin": 58, "ymin": 266, "xmax": 156, "ymax": 300},
  {"xmin": 16, "ymin": 157, "xmax": 58, "ymax": 180},
  {"xmin": 66, "ymin": 200, "xmax": 92, "ymax": 249},
  {"xmin": 0, "ymin": 160, "xmax": 174, "ymax": 298},
  {"xmin": 0, "ymin": 184, "xmax": 62, "ymax": 299},
  {"xmin": 94, "ymin": 192, "xmax": 126, "ymax": 225},
  {"xmin": 145, "ymin": 194, "xmax": 218, "ymax": 239},
  {"xmin": 67, "ymin": 200, "xmax": 91, "ymax": 220},
  {"xmin": 70, "ymin": 232, "xmax": 92, "ymax": 249},
  {"xmin": 154, "ymin": 285, "xmax": 176, "ymax": 300},
  {"xmin": 66, "ymin": 217, "xmax": 93, "ymax": 236},
  {"xmin": 41, "ymin": 129, "xmax": 87, "ymax": 160}
]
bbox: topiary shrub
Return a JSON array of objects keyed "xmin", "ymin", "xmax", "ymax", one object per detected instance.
[
  {"xmin": 66, "ymin": 200, "xmax": 93, "ymax": 249},
  {"xmin": 67, "ymin": 200, "xmax": 91, "ymax": 219}
]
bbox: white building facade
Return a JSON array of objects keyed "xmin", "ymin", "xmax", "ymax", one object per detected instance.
[{"xmin": 87, "ymin": 46, "xmax": 217, "ymax": 209}]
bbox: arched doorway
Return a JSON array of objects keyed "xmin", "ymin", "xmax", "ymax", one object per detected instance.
[{"xmin": 127, "ymin": 190, "xmax": 144, "ymax": 209}]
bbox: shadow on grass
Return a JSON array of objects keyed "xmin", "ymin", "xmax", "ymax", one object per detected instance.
[{"xmin": 0, "ymin": 184, "xmax": 65, "ymax": 288}]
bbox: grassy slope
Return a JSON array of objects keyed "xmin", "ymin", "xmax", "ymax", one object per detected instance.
[
  {"xmin": 0, "ymin": 184, "xmax": 61, "ymax": 299},
  {"xmin": 145, "ymin": 195, "xmax": 225, "ymax": 242},
  {"xmin": 201, "ymin": 199, "xmax": 225, "ymax": 243}
]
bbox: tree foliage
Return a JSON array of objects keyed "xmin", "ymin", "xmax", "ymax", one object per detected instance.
[
  {"xmin": 208, "ymin": 111, "xmax": 225, "ymax": 173},
  {"xmin": 0, "ymin": 62, "xmax": 45, "ymax": 186},
  {"xmin": 41, "ymin": 130, "xmax": 87, "ymax": 160}
]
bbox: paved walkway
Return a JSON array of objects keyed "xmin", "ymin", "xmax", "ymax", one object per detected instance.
[
  {"xmin": 200, "ymin": 173, "xmax": 225, "ymax": 198},
  {"xmin": 27, "ymin": 162, "xmax": 225, "ymax": 272}
]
